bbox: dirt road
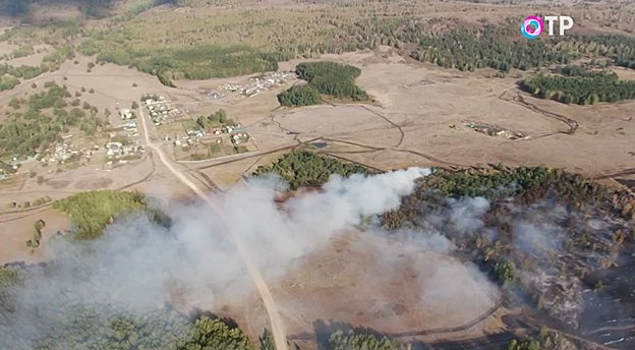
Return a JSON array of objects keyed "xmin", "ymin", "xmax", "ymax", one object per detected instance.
[{"xmin": 138, "ymin": 105, "xmax": 289, "ymax": 350}]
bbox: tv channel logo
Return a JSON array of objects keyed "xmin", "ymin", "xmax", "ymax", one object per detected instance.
[{"xmin": 522, "ymin": 15, "xmax": 574, "ymax": 39}]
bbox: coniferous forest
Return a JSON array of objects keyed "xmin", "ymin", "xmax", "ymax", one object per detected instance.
[
  {"xmin": 520, "ymin": 66, "xmax": 635, "ymax": 105},
  {"xmin": 276, "ymin": 85, "xmax": 321, "ymax": 107},
  {"xmin": 277, "ymin": 62, "xmax": 368, "ymax": 107},
  {"xmin": 411, "ymin": 27, "xmax": 578, "ymax": 72}
]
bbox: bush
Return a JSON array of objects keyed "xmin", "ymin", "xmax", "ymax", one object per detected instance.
[
  {"xmin": 507, "ymin": 338, "xmax": 541, "ymax": 350},
  {"xmin": 494, "ymin": 259, "xmax": 516, "ymax": 285}
]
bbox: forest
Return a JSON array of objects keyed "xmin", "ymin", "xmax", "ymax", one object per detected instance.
[
  {"xmin": 0, "ymin": 269, "xmax": 260, "ymax": 350},
  {"xmin": 411, "ymin": 27, "xmax": 578, "ymax": 72},
  {"xmin": 520, "ymin": 67, "xmax": 635, "ymax": 105},
  {"xmin": 424, "ymin": 166, "xmax": 552, "ymax": 199},
  {"xmin": 1, "ymin": 2, "xmax": 634, "ymax": 91},
  {"xmin": 0, "ymin": 0, "xmax": 116, "ymax": 16},
  {"xmin": 382, "ymin": 165, "xmax": 627, "ymax": 230},
  {"xmin": 2, "ymin": 259, "xmax": 415, "ymax": 350},
  {"xmin": 0, "ymin": 81, "xmax": 103, "ymax": 158},
  {"xmin": 277, "ymin": 62, "xmax": 368, "ymax": 107},
  {"xmin": 576, "ymin": 34, "xmax": 635, "ymax": 70},
  {"xmin": 0, "ymin": 74, "xmax": 19, "ymax": 91},
  {"xmin": 252, "ymin": 150, "xmax": 371, "ymax": 190},
  {"xmin": 382, "ymin": 165, "xmax": 635, "ymax": 346}
]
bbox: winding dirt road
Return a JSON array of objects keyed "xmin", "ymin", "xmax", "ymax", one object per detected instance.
[{"xmin": 138, "ymin": 106, "xmax": 289, "ymax": 350}]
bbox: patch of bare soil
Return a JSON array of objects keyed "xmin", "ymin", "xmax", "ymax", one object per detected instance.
[
  {"xmin": 0, "ymin": 172, "xmax": 26, "ymax": 191},
  {"xmin": 46, "ymin": 179, "xmax": 71, "ymax": 189},
  {"xmin": 0, "ymin": 208, "xmax": 71, "ymax": 265},
  {"xmin": 74, "ymin": 177, "xmax": 113, "ymax": 190}
]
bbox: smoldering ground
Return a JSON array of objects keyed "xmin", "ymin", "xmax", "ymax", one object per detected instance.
[
  {"xmin": 404, "ymin": 188, "xmax": 635, "ymax": 348},
  {"xmin": 0, "ymin": 167, "xmax": 502, "ymax": 348}
]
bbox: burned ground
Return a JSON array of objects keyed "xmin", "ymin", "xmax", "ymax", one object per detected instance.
[{"xmin": 382, "ymin": 167, "xmax": 635, "ymax": 348}]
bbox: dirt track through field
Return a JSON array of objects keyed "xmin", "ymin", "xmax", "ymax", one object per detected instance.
[
  {"xmin": 138, "ymin": 106, "xmax": 289, "ymax": 350},
  {"xmin": 498, "ymin": 90, "xmax": 579, "ymax": 137}
]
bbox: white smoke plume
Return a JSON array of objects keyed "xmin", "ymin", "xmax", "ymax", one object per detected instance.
[{"xmin": 1, "ymin": 167, "xmax": 444, "ymax": 348}]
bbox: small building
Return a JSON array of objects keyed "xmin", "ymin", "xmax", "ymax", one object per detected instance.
[
  {"xmin": 245, "ymin": 87, "xmax": 259, "ymax": 96},
  {"xmin": 187, "ymin": 130, "xmax": 204, "ymax": 138},
  {"xmin": 105, "ymin": 142, "xmax": 123, "ymax": 158},
  {"xmin": 120, "ymin": 109, "xmax": 134, "ymax": 119}
]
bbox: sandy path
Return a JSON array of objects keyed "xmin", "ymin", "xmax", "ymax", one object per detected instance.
[{"xmin": 138, "ymin": 105, "xmax": 288, "ymax": 350}]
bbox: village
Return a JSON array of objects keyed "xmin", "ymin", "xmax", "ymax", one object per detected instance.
[
  {"xmin": 0, "ymin": 89, "xmax": 260, "ymax": 183},
  {"xmin": 15, "ymin": 101, "xmax": 148, "ymax": 175},
  {"xmin": 206, "ymin": 71, "xmax": 295, "ymax": 100},
  {"xmin": 141, "ymin": 94, "xmax": 257, "ymax": 161}
]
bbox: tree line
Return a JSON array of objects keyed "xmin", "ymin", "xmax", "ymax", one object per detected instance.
[
  {"xmin": 411, "ymin": 27, "xmax": 578, "ymax": 73},
  {"xmin": 328, "ymin": 330, "xmax": 407, "ymax": 350},
  {"xmin": 520, "ymin": 67, "xmax": 635, "ymax": 105},
  {"xmin": 0, "ymin": 0, "xmax": 116, "ymax": 17},
  {"xmin": 410, "ymin": 28, "xmax": 635, "ymax": 74},
  {"xmin": 576, "ymin": 34, "xmax": 635, "ymax": 70},
  {"xmin": 81, "ymin": 41, "xmax": 284, "ymax": 87}
]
